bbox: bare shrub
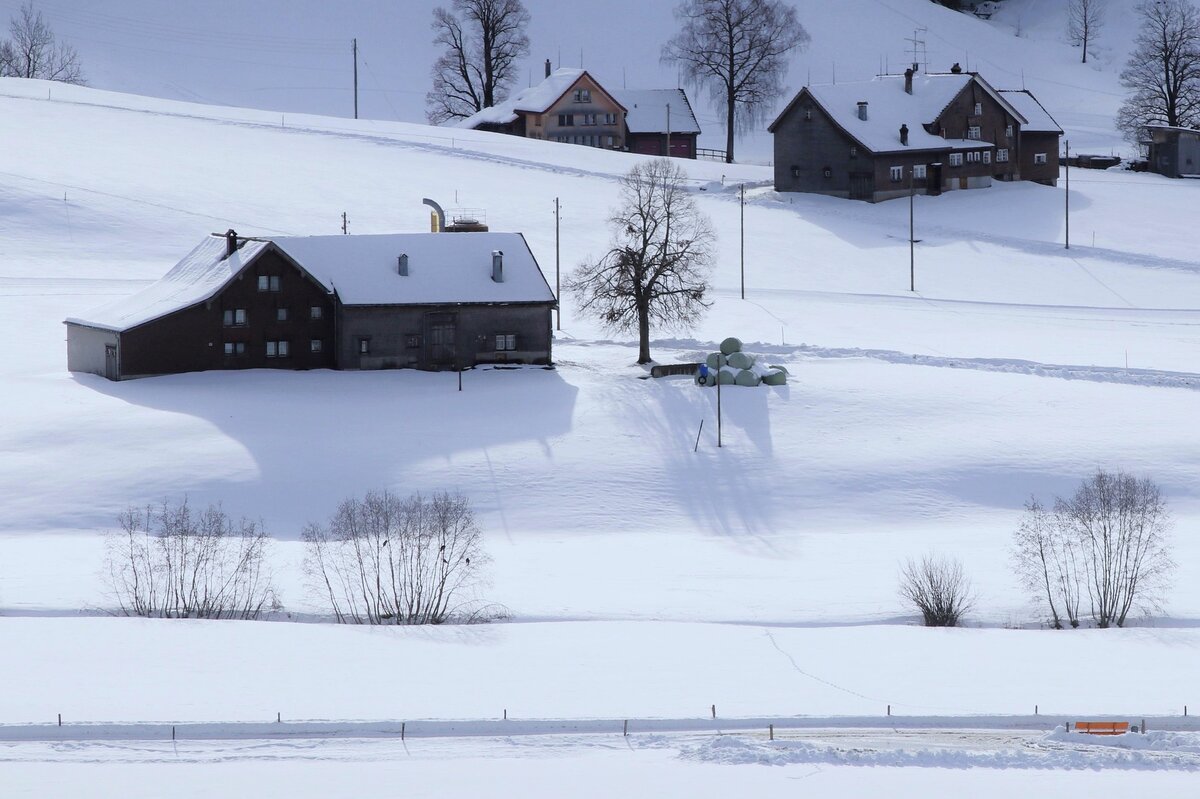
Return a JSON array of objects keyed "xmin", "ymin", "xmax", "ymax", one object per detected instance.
[
  {"xmin": 899, "ymin": 555, "xmax": 974, "ymax": 627},
  {"xmin": 1015, "ymin": 470, "xmax": 1174, "ymax": 629},
  {"xmin": 104, "ymin": 499, "xmax": 278, "ymax": 619},
  {"xmin": 303, "ymin": 490, "xmax": 491, "ymax": 625}
]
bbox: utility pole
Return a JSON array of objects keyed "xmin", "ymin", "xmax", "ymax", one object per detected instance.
[
  {"xmin": 716, "ymin": 365, "xmax": 723, "ymax": 448},
  {"xmin": 1064, "ymin": 139, "xmax": 1070, "ymax": 250},
  {"xmin": 909, "ymin": 166, "xmax": 916, "ymax": 292},
  {"xmin": 740, "ymin": 183, "xmax": 745, "ymax": 299},
  {"xmin": 342, "ymin": 212, "xmax": 348, "ymax": 235},
  {"xmin": 666, "ymin": 103, "xmax": 672, "ymax": 157},
  {"xmin": 352, "ymin": 38, "xmax": 359, "ymax": 120},
  {"xmin": 554, "ymin": 197, "xmax": 561, "ymax": 330}
]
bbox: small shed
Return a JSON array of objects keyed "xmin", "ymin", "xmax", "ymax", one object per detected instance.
[
  {"xmin": 1143, "ymin": 125, "xmax": 1200, "ymax": 178},
  {"xmin": 613, "ymin": 88, "xmax": 701, "ymax": 158}
]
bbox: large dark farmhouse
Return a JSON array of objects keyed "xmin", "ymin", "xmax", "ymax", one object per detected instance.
[
  {"xmin": 66, "ymin": 231, "xmax": 556, "ymax": 380},
  {"xmin": 769, "ymin": 66, "xmax": 1062, "ymax": 202}
]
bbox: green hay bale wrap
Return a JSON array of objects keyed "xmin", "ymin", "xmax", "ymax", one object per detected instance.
[
  {"xmin": 735, "ymin": 369, "xmax": 761, "ymax": 387},
  {"xmin": 727, "ymin": 351, "xmax": 755, "ymax": 370},
  {"xmin": 719, "ymin": 337, "xmax": 743, "ymax": 355},
  {"xmin": 705, "ymin": 352, "xmax": 727, "ymax": 370},
  {"xmin": 768, "ymin": 364, "xmax": 790, "ymax": 376},
  {"xmin": 717, "ymin": 368, "xmax": 736, "ymax": 385},
  {"xmin": 762, "ymin": 370, "xmax": 787, "ymax": 386}
]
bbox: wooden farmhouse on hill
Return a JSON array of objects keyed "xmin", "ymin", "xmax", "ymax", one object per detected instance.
[
  {"xmin": 457, "ymin": 64, "xmax": 701, "ymax": 158},
  {"xmin": 65, "ymin": 230, "xmax": 556, "ymax": 380},
  {"xmin": 769, "ymin": 65, "xmax": 1062, "ymax": 202}
]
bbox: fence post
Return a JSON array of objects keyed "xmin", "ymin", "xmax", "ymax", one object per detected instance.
[
  {"xmin": 401, "ymin": 722, "xmax": 405, "ymax": 741},
  {"xmin": 1142, "ymin": 718, "xmax": 1146, "ymax": 734},
  {"xmin": 711, "ymin": 704, "xmax": 716, "ymax": 719},
  {"xmin": 57, "ymin": 714, "xmax": 61, "ymax": 727},
  {"xmin": 277, "ymin": 712, "xmax": 281, "ymax": 723},
  {"xmin": 1035, "ymin": 705, "xmax": 1038, "ymax": 716},
  {"xmin": 172, "ymin": 725, "xmax": 176, "ymax": 741},
  {"xmin": 887, "ymin": 705, "xmax": 891, "ymax": 717},
  {"xmin": 769, "ymin": 724, "xmax": 774, "ymax": 741},
  {"xmin": 623, "ymin": 720, "xmax": 628, "ymax": 737},
  {"xmin": 504, "ymin": 708, "xmax": 507, "ymax": 720}
]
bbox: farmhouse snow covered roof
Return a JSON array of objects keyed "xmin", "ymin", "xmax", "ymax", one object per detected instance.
[
  {"xmin": 997, "ymin": 89, "xmax": 1062, "ymax": 134},
  {"xmin": 273, "ymin": 232, "xmax": 554, "ymax": 306},
  {"xmin": 66, "ymin": 232, "xmax": 554, "ymax": 333},
  {"xmin": 613, "ymin": 89, "xmax": 701, "ymax": 135},
  {"xmin": 64, "ymin": 236, "xmax": 270, "ymax": 332}
]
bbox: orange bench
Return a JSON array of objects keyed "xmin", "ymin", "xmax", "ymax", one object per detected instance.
[{"xmin": 1073, "ymin": 721, "xmax": 1130, "ymax": 735}]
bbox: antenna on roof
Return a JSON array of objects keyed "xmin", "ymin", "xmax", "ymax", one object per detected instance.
[{"xmin": 905, "ymin": 27, "xmax": 928, "ymax": 73}]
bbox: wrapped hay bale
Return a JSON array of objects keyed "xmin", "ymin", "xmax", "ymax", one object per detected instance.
[
  {"xmin": 735, "ymin": 369, "xmax": 761, "ymax": 387},
  {"xmin": 718, "ymin": 368, "xmax": 736, "ymax": 385},
  {"xmin": 727, "ymin": 351, "xmax": 755, "ymax": 370},
  {"xmin": 761, "ymin": 369, "xmax": 787, "ymax": 386},
  {"xmin": 705, "ymin": 352, "xmax": 727, "ymax": 370},
  {"xmin": 767, "ymin": 364, "xmax": 790, "ymax": 376},
  {"xmin": 720, "ymin": 337, "xmax": 743, "ymax": 356}
]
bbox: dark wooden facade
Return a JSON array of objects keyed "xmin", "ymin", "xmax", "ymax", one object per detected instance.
[
  {"xmin": 1144, "ymin": 126, "xmax": 1200, "ymax": 178},
  {"xmin": 626, "ymin": 132, "xmax": 698, "ymax": 159}
]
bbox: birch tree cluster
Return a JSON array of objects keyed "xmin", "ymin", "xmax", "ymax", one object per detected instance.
[
  {"xmin": 303, "ymin": 490, "xmax": 491, "ymax": 625},
  {"xmin": 105, "ymin": 500, "xmax": 278, "ymax": 620},
  {"xmin": 1013, "ymin": 470, "xmax": 1174, "ymax": 629}
]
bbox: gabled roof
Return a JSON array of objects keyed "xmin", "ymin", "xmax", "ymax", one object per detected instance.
[
  {"xmin": 273, "ymin": 232, "xmax": 555, "ymax": 306},
  {"xmin": 456, "ymin": 68, "xmax": 626, "ymax": 129},
  {"xmin": 770, "ymin": 72, "xmax": 1035, "ymax": 154},
  {"xmin": 64, "ymin": 236, "xmax": 270, "ymax": 332},
  {"xmin": 998, "ymin": 90, "xmax": 1063, "ymax": 134},
  {"xmin": 613, "ymin": 88, "xmax": 701, "ymax": 135},
  {"xmin": 66, "ymin": 232, "xmax": 555, "ymax": 333}
]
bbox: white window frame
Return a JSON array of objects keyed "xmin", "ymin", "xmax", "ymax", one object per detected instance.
[
  {"xmin": 949, "ymin": 152, "xmax": 963, "ymax": 167},
  {"xmin": 967, "ymin": 126, "xmax": 981, "ymax": 140},
  {"xmin": 983, "ymin": 150, "xmax": 992, "ymax": 164},
  {"xmin": 967, "ymin": 151, "xmax": 981, "ymax": 163},
  {"xmin": 997, "ymin": 148, "xmax": 1010, "ymax": 163},
  {"xmin": 913, "ymin": 164, "xmax": 927, "ymax": 179},
  {"xmin": 889, "ymin": 166, "xmax": 904, "ymax": 182},
  {"xmin": 310, "ymin": 339, "xmax": 322, "ymax": 353},
  {"xmin": 1034, "ymin": 152, "xmax": 1048, "ymax": 165},
  {"xmin": 310, "ymin": 305, "xmax": 323, "ymax": 320},
  {"xmin": 496, "ymin": 333, "xmax": 518, "ymax": 351},
  {"xmin": 223, "ymin": 341, "xmax": 245, "ymax": 356},
  {"xmin": 974, "ymin": 102, "xmax": 983, "ymax": 116},
  {"xmin": 1005, "ymin": 124, "xmax": 1013, "ymax": 138},
  {"xmin": 257, "ymin": 275, "xmax": 280, "ymax": 292},
  {"xmin": 223, "ymin": 308, "xmax": 247, "ymax": 327},
  {"xmin": 573, "ymin": 89, "xmax": 591, "ymax": 103}
]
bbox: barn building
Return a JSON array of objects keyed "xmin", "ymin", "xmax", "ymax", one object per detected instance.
[{"xmin": 66, "ymin": 230, "xmax": 556, "ymax": 380}]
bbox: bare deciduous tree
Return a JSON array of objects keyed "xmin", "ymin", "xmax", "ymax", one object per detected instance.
[
  {"xmin": 0, "ymin": 1, "xmax": 84, "ymax": 84},
  {"xmin": 104, "ymin": 499, "xmax": 278, "ymax": 620},
  {"xmin": 1014, "ymin": 470, "xmax": 1174, "ymax": 628},
  {"xmin": 899, "ymin": 555, "xmax": 974, "ymax": 627},
  {"xmin": 303, "ymin": 490, "xmax": 492, "ymax": 625},
  {"xmin": 1118, "ymin": 0, "xmax": 1200, "ymax": 142},
  {"xmin": 1013, "ymin": 497, "xmax": 1083, "ymax": 629},
  {"xmin": 566, "ymin": 159, "xmax": 714, "ymax": 365},
  {"xmin": 425, "ymin": 0, "xmax": 530, "ymax": 124},
  {"xmin": 1068, "ymin": 0, "xmax": 1106, "ymax": 64},
  {"xmin": 662, "ymin": 0, "xmax": 809, "ymax": 163}
]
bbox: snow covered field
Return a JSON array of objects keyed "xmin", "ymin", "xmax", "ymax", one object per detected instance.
[{"xmin": 3, "ymin": 0, "xmax": 1200, "ymax": 792}]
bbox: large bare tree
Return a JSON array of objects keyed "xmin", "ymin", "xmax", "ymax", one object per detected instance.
[
  {"xmin": 0, "ymin": 1, "xmax": 84, "ymax": 84},
  {"xmin": 425, "ymin": 0, "xmax": 530, "ymax": 124},
  {"xmin": 1013, "ymin": 471, "xmax": 1174, "ymax": 628},
  {"xmin": 662, "ymin": 0, "xmax": 809, "ymax": 163},
  {"xmin": 1117, "ymin": 0, "xmax": 1200, "ymax": 142},
  {"xmin": 566, "ymin": 159, "xmax": 714, "ymax": 365},
  {"xmin": 1068, "ymin": 0, "xmax": 1106, "ymax": 64}
]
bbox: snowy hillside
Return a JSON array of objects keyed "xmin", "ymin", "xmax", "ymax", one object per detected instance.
[{"xmin": 3, "ymin": 0, "xmax": 1200, "ymax": 794}]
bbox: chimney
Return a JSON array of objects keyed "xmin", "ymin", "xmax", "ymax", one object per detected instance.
[
  {"xmin": 904, "ymin": 67, "xmax": 914, "ymax": 95},
  {"xmin": 398, "ymin": 253, "xmax": 408, "ymax": 276},
  {"xmin": 491, "ymin": 250, "xmax": 504, "ymax": 282},
  {"xmin": 951, "ymin": 62, "xmax": 963, "ymax": 74},
  {"xmin": 857, "ymin": 101, "xmax": 868, "ymax": 121},
  {"xmin": 224, "ymin": 229, "xmax": 238, "ymax": 258},
  {"xmin": 545, "ymin": 58, "xmax": 552, "ymax": 78},
  {"xmin": 900, "ymin": 124, "xmax": 909, "ymax": 146}
]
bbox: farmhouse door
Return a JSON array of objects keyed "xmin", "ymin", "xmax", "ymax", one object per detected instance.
[
  {"xmin": 104, "ymin": 345, "xmax": 118, "ymax": 380},
  {"xmin": 848, "ymin": 172, "xmax": 873, "ymax": 201},
  {"xmin": 426, "ymin": 313, "xmax": 457, "ymax": 368}
]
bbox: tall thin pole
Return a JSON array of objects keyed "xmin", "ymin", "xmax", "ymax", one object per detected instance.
[
  {"xmin": 352, "ymin": 38, "xmax": 359, "ymax": 119},
  {"xmin": 739, "ymin": 183, "xmax": 745, "ymax": 299},
  {"xmin": 1064, "ymin": 139, "xmax": 1070, "ymax": 250},
  {"xmin": 666, "ymin": 103, "xmax": 672, "ymax": 157},
  {"xmin": 555, "ymin": 197, "xmax": 561, "ymax": 330},
  {"xmin": 716, "ymin": 366, "xmax": 722, "ymax": 448},
  {"xmin": 909, "ymin": 166, "xmax": 915, "ymax": 292}
]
